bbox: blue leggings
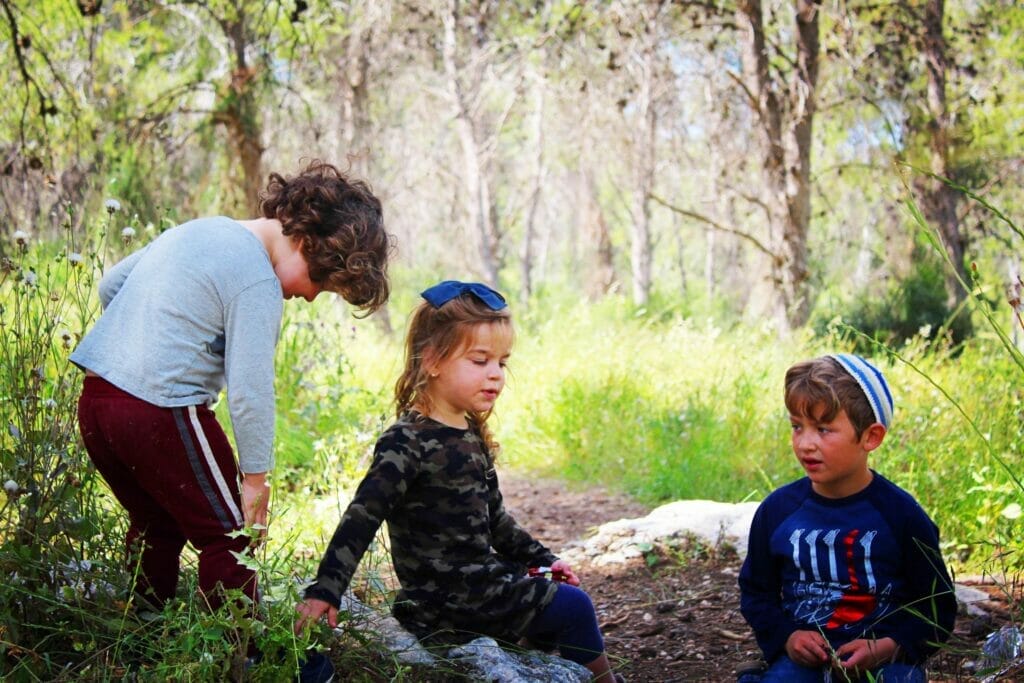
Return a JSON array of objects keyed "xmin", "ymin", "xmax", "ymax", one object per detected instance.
[{"xmin": 524, "ymin": 583, "xmax": 605, "ymax": 665}]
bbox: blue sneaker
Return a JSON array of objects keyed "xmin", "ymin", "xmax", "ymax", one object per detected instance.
[{"xmin": 298, "ymin": 652, "xmax": 335, "ymax": 683}]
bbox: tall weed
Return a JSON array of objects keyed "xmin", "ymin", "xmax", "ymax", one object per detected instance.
[
  {"xmin": 0, "ymin": 211, "xmax": 346, "ymax": 679},
  {"xmin": 0, "ymin": 210, "xmax": 124, "ymax": 677}
]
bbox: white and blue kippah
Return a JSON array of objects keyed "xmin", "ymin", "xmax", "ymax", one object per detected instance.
[{"xmin": 829, "ymin": 353, "xmax": 894, "ymax": 428}]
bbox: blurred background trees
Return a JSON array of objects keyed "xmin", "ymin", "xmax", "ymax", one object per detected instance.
[{"xmin": 2, "ymin": 0, "xmax": 1021, "ymax": 339}]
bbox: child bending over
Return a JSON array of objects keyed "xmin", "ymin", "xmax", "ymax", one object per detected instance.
[
  {"xmin": 73, "ymin": 161, "xmax": 391, "ymax": 681},
  {"xmin": 738, "ymin": 354, "xmax": 956, "ymax": 682},
  {"xmin": 296, "ymin": 281, "xmax": 622, "ymax": 681}
]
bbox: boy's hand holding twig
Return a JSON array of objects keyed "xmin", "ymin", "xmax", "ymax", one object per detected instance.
[
  {"xmin": 241, "ymin": 472, "xmax": 270, "ymax": 540},
  {"xmin": 833, "ymin": 637, "xmax": 899, "ymax": 675},
  {"xmin": 785, "ymin": 629, "xmax": 830, "ymax": 667}
]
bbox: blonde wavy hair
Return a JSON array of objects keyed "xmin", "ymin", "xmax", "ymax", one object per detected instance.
[{"xmin": 394, "ymin": 293, "xmax": 513, "ymax": 458}]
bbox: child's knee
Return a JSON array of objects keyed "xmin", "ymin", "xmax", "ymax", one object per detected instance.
[{"xmin": 556, "ymin": 583, "xmax": 596, "ymax": 618}]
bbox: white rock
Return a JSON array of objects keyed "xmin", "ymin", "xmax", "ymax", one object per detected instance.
[{"xmin": 563, "ymin": 499, "xmax": 759, "ymax": 566}]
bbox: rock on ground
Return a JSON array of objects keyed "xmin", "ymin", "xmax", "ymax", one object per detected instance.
[
  {"xmin": 334, "ymin": 592, "xmax": 591, "ymax": 680},
  {"xmin": 447, "ymin": 637, "xmax": 591, "ymax": 683},
  {"xmin": 562, "ymin": 499, "xmax": 759, "ymax": 566}
]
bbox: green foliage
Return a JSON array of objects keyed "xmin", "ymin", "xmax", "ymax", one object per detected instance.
[
  {"xmin": 0, "ymin": 210, "xmax": 344, "ymax": 680},
  {"xmin": 4, "ymin": 184, "xmax": 1024, "ymax": 676},
  {"xmin": 487, "ymin": 297, "xmax": 795, "ymax": 502},
  {"xmin": 812, "ymin": 244, "xmax": 972, "ymax": 352},
  {"xmin": 264, "ymin": 301, "xmax": 391, "ymax": 493},
  {"xmin": 0, "ymin": 210, "xmax": 118, "ymax": 678}
]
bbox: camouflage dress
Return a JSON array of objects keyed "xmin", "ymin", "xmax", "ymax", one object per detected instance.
[{"xmin": 304, "ymin": 412, "xmax": 560, "ymax": 643}]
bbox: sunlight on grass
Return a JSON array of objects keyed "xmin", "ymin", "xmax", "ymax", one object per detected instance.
[
  {"xmin": 314, "ymin": 291, "xmax": 1023, "ymax": 573},
  {"xmin": 4, "ymin": 201, "xmax": 1022, "ymax": 679}
]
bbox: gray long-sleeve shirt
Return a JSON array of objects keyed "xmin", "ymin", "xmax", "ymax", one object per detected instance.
[{"xmin": 71, "ymin": 216, "xmax": 283, "ymax": 473}]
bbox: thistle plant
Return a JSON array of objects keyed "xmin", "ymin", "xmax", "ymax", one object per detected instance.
[
  {"xmin": 0, "ymin": 209, "xmax": 358, "ymax": 679},
  {"xmin": 897, "ymin": 174, "xmax": 1024, "ymax": 592},
  {"xmin": 0, "ymin": 205, "xmax": 123, "ymax": 675}
]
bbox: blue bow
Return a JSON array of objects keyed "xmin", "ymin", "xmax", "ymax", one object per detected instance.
[{"xmin": 421, "ymin": 281, "xmax": 507, "ymax": 310}]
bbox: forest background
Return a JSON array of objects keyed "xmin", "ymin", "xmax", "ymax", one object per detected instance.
[{"xmin": 1, "ymin": 0, "xmax": 1022, "ymax": 680}]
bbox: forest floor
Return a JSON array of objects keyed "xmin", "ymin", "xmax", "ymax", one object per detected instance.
[{"xmin": 499, "ymin": 472, "xmax": 1024, "ymax": 683}]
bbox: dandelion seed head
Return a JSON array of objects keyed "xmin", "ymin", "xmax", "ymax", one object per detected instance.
[
  {"xmin": 67, "ymin": 252, "xmax": 83, "ymax": 266},
  {"xmin": 104, "ymin": 199, "xmax": 121, "ymax": 213},
  {"xmin": 3, "ymin": 480, "xmax": 17, "ymax": 495},
  {"xmin": 23, "ymin": 270, "xmax": 38, "ymax": 287},
  {"xmin": 43, "ymin": 398, "xmax": 58, "ymax": 409},
  {"xmin": 12, "ymin": 230, "xmax": 29, "ymax": 245},
  {"xmin": 121, "ymin": 227, "xmax": 136, "ymax": 241}
]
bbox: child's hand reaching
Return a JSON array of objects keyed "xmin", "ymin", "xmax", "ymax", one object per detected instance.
[
  {"xmin": 241, "ymin": 472, "xmax": 270, "ymax": 541},
  {"xmin": 294, "ymin": 597, "xmax": 338, "ymax": 634},
  {"xmin": 550, "ymin": 559, "xmax": 581, "ymax": 586},
  {"xmin": 784, "ymin": 629, "xmax": 829, "ymax": 667},
  {"xmin": 833, "ymin": 637, "xmax": 899, "ymax": 675}
]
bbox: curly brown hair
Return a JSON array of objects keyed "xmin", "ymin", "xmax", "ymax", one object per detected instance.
[
  {"xmin": 260, "ymin": 160, "xmax": 393, "ymax": 314},
  {"xmin": 784, "ymin": 356, "xmax": 876, "ymax": 438},
  {"xmin": 394, "ymin": 293, "xmax": 513, "ymax": 459}
]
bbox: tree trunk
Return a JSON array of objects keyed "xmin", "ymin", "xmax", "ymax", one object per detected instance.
[
  {"xmin": 736, "ymin": 0, "xmax": 819, "ymax": 331},
  {"xmin": 220, "ymin": 12, "xmax": 264, "ymax": 214},
  {"xmin": 520, "ymin": 81, "xmax": 545, "ymax": 302},
  {"xmin": 441, "ymin": 2, "xmax": 499, "ymax": 286},
  {"xmin": 672, "ymin": 211, "xmax": 687, "ymax": 298},
  {"xmin": 919, "ymin": 0, "xmax": 969, "ymax": 308},
  {"xmin": 628, "ymin": 17, "xmax": 657, "ymax": 307},
  {"xmin": 577, "ymin": 171, "xmax": 616, "ymax": 301},
  {"xmin": 340, "ymin": 24, "xmax": 372, "ymax": 176}
]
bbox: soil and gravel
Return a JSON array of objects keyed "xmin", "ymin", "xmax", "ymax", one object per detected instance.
[{"xmin": 499, "ymin": 472, "xmax": 1023, "ymax": 683}]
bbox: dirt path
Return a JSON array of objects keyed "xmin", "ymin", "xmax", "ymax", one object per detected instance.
[
  {"xmin": 500, "ymin": 471, "xmax": 1018, "ymax": 683},
  {"xmin": 501, "ymin": 471, "xmax": 752, "ymax": 681}
]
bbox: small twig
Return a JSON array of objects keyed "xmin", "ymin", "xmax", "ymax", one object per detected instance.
[{"xmin": 716, "ymin": 628, "xmax": 748, "ymax": 641}]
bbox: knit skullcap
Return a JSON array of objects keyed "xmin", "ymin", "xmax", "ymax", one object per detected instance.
[{"xmin": 829, "ymin": 353, "xmax": 894, "ymax": 429}]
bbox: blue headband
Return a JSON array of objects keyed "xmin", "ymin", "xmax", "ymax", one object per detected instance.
[
  {"xmin": 830, "ymin": 353, "xmax": 894, "ymax": 428},
  {"xmin": 421, "ymin": 281, "xmax": 507, "ymax": 311}
]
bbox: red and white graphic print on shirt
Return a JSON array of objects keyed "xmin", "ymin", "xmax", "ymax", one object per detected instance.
[{"xmin": 787, "ymin": 527, "xmax": 891, "ymax": 629}]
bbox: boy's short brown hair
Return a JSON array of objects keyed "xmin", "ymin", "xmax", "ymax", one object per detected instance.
[
  {"xmin": 784, "ymin": 356, "xmax": 876, "ymax": 438},
  {"xmin": 260, "ymin": 160, "xmax": 393, "ymax": 314}
]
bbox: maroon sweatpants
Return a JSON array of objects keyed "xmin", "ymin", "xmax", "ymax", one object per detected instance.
[{"xmin": 77, "ymin": 376, "xmax": 257, "ymax": 610}]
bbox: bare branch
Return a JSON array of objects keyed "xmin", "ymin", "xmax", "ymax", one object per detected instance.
[
  {"xmin": 725, "ymin": 69, "xmax": 760, "ymax": 117},
  {"xmin": 0, "ymin": 0, "xmax": 49, "ymax": 146},
  {"xmin": 649, "ymin": 192, "xmax": 775, "ymax": 258}
]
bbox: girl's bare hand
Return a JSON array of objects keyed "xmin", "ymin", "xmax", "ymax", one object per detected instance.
[
  {"xmin": 295, "ymin": 598, "xmax": 338, "ymax": 634},
  {"xmin": 551, "ymin": 559, "xmax": 581, "ymax": 586}
]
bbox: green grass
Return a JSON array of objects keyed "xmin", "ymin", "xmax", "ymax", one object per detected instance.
[
  {"xmin": 3, "ymin": 200, "xmax": 1022, "ymax": 678},
  {"xmin": 332, "ymin": 293, "xmax": 1022, "ymax": 572}
]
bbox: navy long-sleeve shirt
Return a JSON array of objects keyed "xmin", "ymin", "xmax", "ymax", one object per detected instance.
[{"xmin": 738, "ymin": 473, "xmax": 956, "ymax": 665}]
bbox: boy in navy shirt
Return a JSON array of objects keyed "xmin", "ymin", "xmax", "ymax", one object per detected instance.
[{"xmin": 738, "ymin": 354, "xmax": 956, "ymax": 682}]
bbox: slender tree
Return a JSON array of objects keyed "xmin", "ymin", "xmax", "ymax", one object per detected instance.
[{"xmin": 735, "ymin": 0, "xmax": 820, "ymax": 331}]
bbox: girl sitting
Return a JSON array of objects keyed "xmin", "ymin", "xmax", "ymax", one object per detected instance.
[{"xmin": 296, "ymin": 280, "xmax": 621, "ymax": 680}]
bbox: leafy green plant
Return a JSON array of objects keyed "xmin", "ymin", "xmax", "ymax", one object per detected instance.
[
  {"xmin": 815, "ymin": 244, "xmax": 972, "ymax": 352},
  {"xmin": 0, "ymin": 208, "xmax": 350, "ymax": 680},
  {"xmin": 895, "ymin": 173, "xmax": 1024, "ymax": 575},
  {"xmin": 0, "ymin": 208, "xmax": 123, "ymax": 678}
]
